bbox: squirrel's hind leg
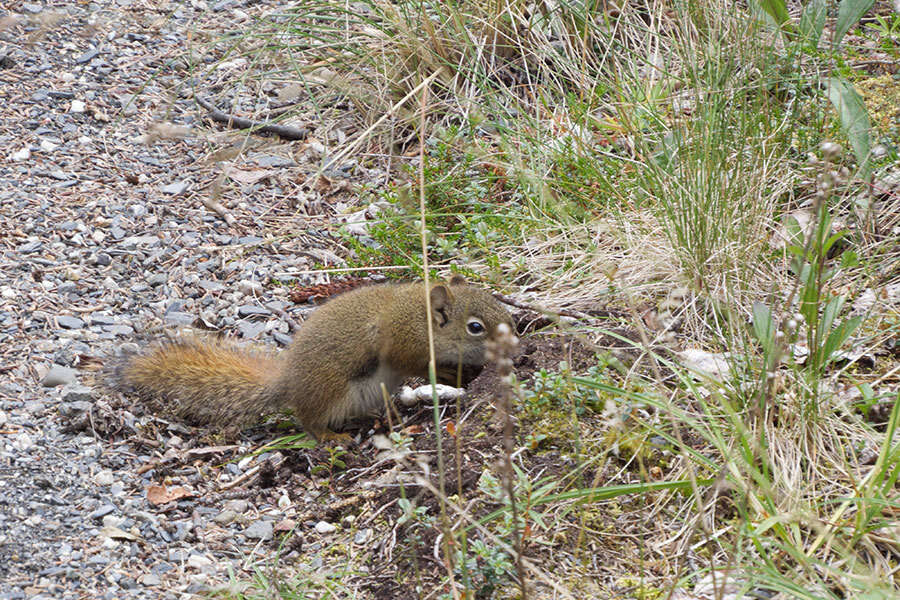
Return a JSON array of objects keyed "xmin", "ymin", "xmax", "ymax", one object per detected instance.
[{"xmin": 306, "ymin": 425, "xmax": 355, "ymax": 445}]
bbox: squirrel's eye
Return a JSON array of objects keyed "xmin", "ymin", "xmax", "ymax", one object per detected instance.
[{"xmin": 466, "ymin": 317, "xmax": 486, "ymax": 336}]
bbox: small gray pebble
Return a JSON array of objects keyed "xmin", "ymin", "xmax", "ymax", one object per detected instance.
[
  {"xmin": 237, "ymin": 305, "xmax": 271, "ymax": 318},
  {"xmin": 18, "ymin": 241, "xmax": 43, "ymax": 253},
  {"xmin": 238, "ymin": 280, "xmax": 263, "ymax": 295},
  {"xmin": 106, "ymin": 325, "xmax": 134, "ymax": 336},
  {"xmin": 61, "ymin": 385, "xmax": 94, "ymax": 403},
  {"xmin": 224, "ymin": 500, "xmax": 249, "ymax": 513},
  {"xmin": 89, "ymin": 504, "xmax": 117, "ymax": 520},
  {"xmin": 244, "ymin": 520, "xmax": 273, "ymax": 541},
  {"xmin": 160, "ymin": 180, "xmax": 188, "ymax": 195},
  {"xmin": 58, "ymin": 400, "xmax": 91, "ymax": 418},
  {"xmin": 75, "ymin": 48, "xmax": 100, "ymax": 64},
  {"xmin": 314, "ymin": 521, "xmax": 336, "ymax": 534},
  {"xmin": 238, "ymin": 321, "xmax": 266, "ymax": 339},
  {"xmin": 57, "ymin": 315, "xmax": 85, "ymax": 329},
  {"xmin": 164, "ymin": 312, "xmax": 195, "ymax": 325},
  {"xmin": 213, "ymin": 510, "xmax": 237, "ymax": 525},
  {"xmin": 353, "ymin": 528, "xmax": 373, "ymax": 545},
  {"xmin": 41, "ymin": 364, "xmax": 78, "ymax": 387},
  {"xmin": 89, "ymin": 314, "xmax": 117, "ymax": 326},
  {"xmin": 272, "ymin": 331, "xmax": 293, "ymax": 346},
  {"xmin": 199, "ymin": 280, "xmax": 224, "ymax": 292},
  {"xmin": 12, "ymin": 432, "xmax": 34, "ymax": 451}
]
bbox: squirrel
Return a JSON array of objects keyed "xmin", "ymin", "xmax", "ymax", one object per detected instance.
[{"xmin": 111, "ymin": 276, "xmax": 515, "ymax": 443}]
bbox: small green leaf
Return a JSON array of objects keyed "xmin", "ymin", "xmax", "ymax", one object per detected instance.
[
  {"xmin": 759, "ymin": 0, "xmax": 790, "ymax": 24},
  {"xmin": 826, "ymin": 77, "xmax": 872, "ymax": 178},
  {"xmin": 857, "ymin": 383, "xmax": 874, "ymax": 402},
  {"xmin": 752, "ymin": 301, "xmax": 776, "ymax": 356},
  {"xmin": 840, "ymin": 250, "xmax": 859, "ymax": 268},
  {"xmin": 822, "ymin": 231, "xmax": 846, "ymax": 254},
  {"xmin": 834, "ymin": 0, "xmax": 876, "ymax": 45},
  {"xmin": 822, "ymin": 315, "xmax": 863, "ymax": 365},
  {"xmin": 799, "ymin": 0, "xmax": 827, "ymax": 46},
  {"xmin": 819, "ymin": 296, "xmax": 846, "ymax": 338}
]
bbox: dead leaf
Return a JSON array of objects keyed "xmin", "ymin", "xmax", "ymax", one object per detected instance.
[
  {"xmin": 277, "ymin": 84, "xmax": 304, "ymax": 103},
  {"xmin": 274, "ymin": 518, "xmax": 297, "ymax": 533},
  {"xmin": 91, "ymin": 108, "xmax": 110, "ymax": 122},
  {"xmin": 146, "ymin": 484, "xmax": 193, "ymax": 506},
  {"xmin": 185, "ymin": 445, "xmax": 238, "ymax": 458},
  {"xmin": 676, "ymin": 348, "xmax": 732, "ymax": 382},
  {"xmin": 145, "ymin": 122, "xmax": 192, "ymax": 143},
  {"xmin": 226, "ymin": 167, "xmax": 274, "ymax": 185},
  {"xmin": 99, "ymin": 526, "xmax": 141, "ymax": 541},
  {"xmin": 0, "ymin": 15, "xmax": 18, "ymax": 31}
]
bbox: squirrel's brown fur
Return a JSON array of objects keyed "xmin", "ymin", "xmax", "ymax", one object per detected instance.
[{"xmin": 112, "ymin": 277, "xmax": 514, "ymax": 442}]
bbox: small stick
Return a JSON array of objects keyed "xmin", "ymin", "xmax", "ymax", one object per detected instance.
[
  {"xmin": 195, "ymin": 95, "xmax": 309, "ymax": 141},
  {"xmin": 200, "ymin": 196, "xmax": 236, "ymax": 226},
  {"xmin": 492, "ymin": 292, "xmax": 595, "ymax": 321}
]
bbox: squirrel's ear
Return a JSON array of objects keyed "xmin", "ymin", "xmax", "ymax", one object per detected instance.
[
  {"xmin": 448, "ymin": 274, "xmax": 467, "ymax": 286},
  {"xmin": 430, "ymin": 284, "xmax": 452, "ymax": 326}
]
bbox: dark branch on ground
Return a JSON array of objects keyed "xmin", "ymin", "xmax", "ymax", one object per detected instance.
[{"xmin": 195, "ymin": 95, "xmax": 310, "ymax": 141}]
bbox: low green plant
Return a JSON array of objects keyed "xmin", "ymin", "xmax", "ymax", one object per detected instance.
[
  {"xmin": 520, "ymin": 362, "xmax": 614, "ymax": 419},
  {"xmin": 751, "ymin": 142, "xmax": 864, "ymax": 414},
  {"xmin": 864, "ymin": 12, "xmax": 900, "ymax": 58},
  {"xmin": 310, "ymin": 445, "xmax": 348, "ymax": 478},
  {"xmin": 451, "ymin": 539, "xmax": 514, "ymax": 600}
]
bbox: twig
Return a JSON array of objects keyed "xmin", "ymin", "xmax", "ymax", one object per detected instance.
[
  {"xmin": 194, "ymin": 95, "xmax": 309, "ymax": 141},
  {"xmin": 492, "ymin": 292, "xmax": 596, "ymax": 321},
  {"xmin": 200, "ymin": 196, "xmax": 236, "ymax": 226},
  {"xmin": 267, "ymin": 304, "xmax": 302, "ymax": 333},
  {"xmin": 219, "ymin": 464, "xmax": 260, "ymax": 490}
]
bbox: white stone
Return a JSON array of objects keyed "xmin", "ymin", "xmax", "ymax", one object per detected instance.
[
  {"xmin": 10, "ymin": 148, "xmax": 30, "ymax": 161},
  {"xmin": 93, "ymin": 469, "xmax": 115, "ymax": 486},
  {"xmin": 13, "ymin": 433, "xmax": 34, "ymax": 452},
  {"xmin": 188, "ymin": 554, "xmax": 214, "ymax": 569},
  {"xmin": 314, "ymin": 521, "xmax": 336, "ymax": 534}
]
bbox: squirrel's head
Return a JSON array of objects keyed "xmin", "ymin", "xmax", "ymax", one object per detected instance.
[{"xmin": 428, "ymin": 275, "xmax": 516, "ymax": 386}]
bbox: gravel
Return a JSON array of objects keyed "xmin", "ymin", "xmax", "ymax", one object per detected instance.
[{"xmin": 0, "ymin": 0, "xmax": 382, "ymax": 597}]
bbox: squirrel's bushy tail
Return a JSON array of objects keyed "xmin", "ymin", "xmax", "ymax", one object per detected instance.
[{"xmin": 109, "ymin": 338, "xmax": 280, "ymax": 428}]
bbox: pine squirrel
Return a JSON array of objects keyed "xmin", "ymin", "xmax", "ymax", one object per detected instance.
[{"xmin": 111, "ymin": 276, "xmax": 514, "ymax": 442}]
